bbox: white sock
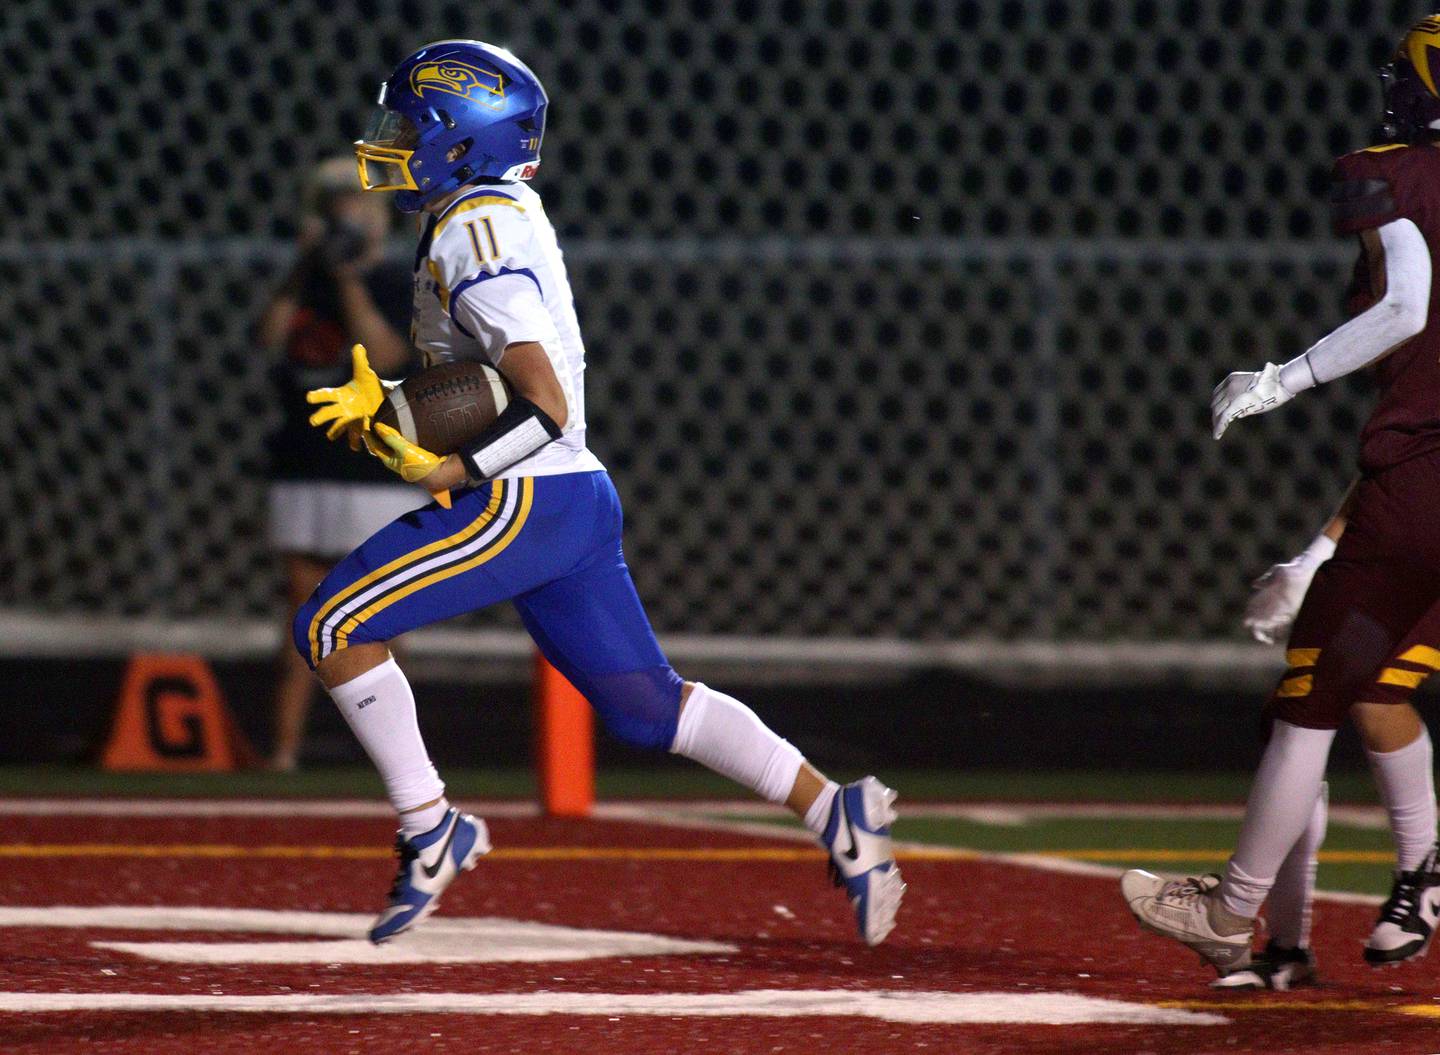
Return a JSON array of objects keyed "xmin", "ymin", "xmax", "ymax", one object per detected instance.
[
  {"xmin": 327, "ymin": 658, "xmax": 448, "ymax": 836},
  {"xmin": 669, "ymin": 683, "xmax": 804, "ymax": 804},
  {"xmin": 803, "ymin": 781, "xmax": 840, "ymax": 835},
  {"xmin": 1267, "ymin": 781, "xmax": 1327, "ymax": 949},
  {"xmin": 1367, "ymin": 726, "xmax": 1437, "ymax": 872},
  {"xmin": 1219, "ymin": 721, "xmax": 1336, "ymax": 919}
]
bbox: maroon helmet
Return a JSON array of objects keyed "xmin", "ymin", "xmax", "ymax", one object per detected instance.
[{"xmin": 1381, "ymin": 15, "xmax": 1440, "ymax": 141}]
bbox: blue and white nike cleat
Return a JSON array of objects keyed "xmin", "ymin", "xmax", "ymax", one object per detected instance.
[
  {"xmin": 821, "ymin": 776, "xmax": 906, "ymax": 946},
  {"xmin": 368, "ymin": 807, "xmax": 491, "ymax": 944}
]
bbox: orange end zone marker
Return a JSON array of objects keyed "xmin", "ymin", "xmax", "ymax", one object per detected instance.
[
  {"xmin": 100, "ymin": 653, "xmax": 257, "ymax": 772},
  {"xmin": 533, "ymin": 652, "xmax": 595, "ymax": 818}
]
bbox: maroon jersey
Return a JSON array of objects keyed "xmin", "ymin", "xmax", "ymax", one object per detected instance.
[{"xmin": 1333, "ymin": 143, "xmax": 1440, "ymax": 472}]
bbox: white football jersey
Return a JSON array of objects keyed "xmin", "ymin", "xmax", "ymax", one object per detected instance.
[{"xmin": 411, "ymin": 182, "xmax": 603, "ymax": 479}]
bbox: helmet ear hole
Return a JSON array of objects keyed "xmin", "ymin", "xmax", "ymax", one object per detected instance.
[
  {"xmin": 445, "ymin": 138, "xmax": 473, "ymax": 164},
  {"xmin": 436, "ymin": 108, "xmax": 457, "ymax": 130}
]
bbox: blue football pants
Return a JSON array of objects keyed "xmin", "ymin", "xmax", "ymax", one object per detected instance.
[{"xmin": 294, "ymin": 471, "xmax": 683, "ymax": 749}]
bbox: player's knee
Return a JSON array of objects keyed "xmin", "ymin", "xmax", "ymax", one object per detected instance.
[
  {"xmin": 1350, "ymin": 699, "xmax": 1425, "ymax": 753},
  {"xmin": 586, "ymin": 666, "xmax": 684, "ymax": 750}
]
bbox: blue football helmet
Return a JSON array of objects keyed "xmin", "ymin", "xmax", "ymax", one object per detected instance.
[{"xmin": 355, "ymin": 40, "xmax": 547, "ymax": 212}]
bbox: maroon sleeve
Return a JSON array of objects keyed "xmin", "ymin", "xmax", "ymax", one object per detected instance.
[
  {"xmin": 1343, "ymin": 248, "xmax": 1380, "ymax": 317},
  {"xmin": 1331, "ymin": 150, "xmax": 1405, "ymax": 236}
]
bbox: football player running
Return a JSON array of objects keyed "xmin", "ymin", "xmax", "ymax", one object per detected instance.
[
  {"xmin": 1202, "ymin": 511, "xmax": 1350, "ymax": 990},
  {"xmin": 1124, "ymin": 16, "xmax": 1440, "ymax": 974},
  {"xmin": 297, "ymin": 41, "xmax": 904, "ymax": 946}
]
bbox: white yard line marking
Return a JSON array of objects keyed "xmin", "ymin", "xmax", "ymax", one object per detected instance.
[
  {"xmin": 0, "ymin": 989, "xmax": 1226, "ymax": 1025},
  {"xmin": 593, "ymin": 803, "xmax": 829, "ymax": 844},
  {"xmin": 650, "ymin": 799, "xmax": 1391, "ymax": 829},
  {"xmin": 597, "ymin": 803, "xmax": 1385, "ymax": 907},
  {"xmin": 895, "ymin": 802, "xmax": 1389, "ymax": 829},
  {"xmin": 0, "ymin": 906, "xmax": 734, "ymax": 964},
  {"xmin": 934, "ymin": 806, "xmax": 1031, "ymax": 826}
]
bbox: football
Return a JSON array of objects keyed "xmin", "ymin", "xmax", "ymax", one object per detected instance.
[{"xmin": 373, "ymin": 361, "xmax": 513, "ymax": 455}]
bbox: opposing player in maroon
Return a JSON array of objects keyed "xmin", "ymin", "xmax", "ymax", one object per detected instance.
[{"xmin": 1124, "ymin": 15, "xmax": 1440, "ymax": 974}]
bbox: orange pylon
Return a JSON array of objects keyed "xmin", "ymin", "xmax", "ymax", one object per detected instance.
[{"xmin": 533, "ymin": 653, "xmax": 595, "ymax": 817}]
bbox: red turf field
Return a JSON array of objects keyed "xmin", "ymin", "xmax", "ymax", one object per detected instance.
[{"xmin": 2, "ymin": 801, "xmax": 1438, "ymax": 1053}]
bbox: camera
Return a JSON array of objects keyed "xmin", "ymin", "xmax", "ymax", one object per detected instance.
[{"xmin": 318, "ymin": 216, "xmax": 370, "ymax": 269}]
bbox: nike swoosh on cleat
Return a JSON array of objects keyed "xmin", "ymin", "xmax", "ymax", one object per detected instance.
[
  {"xmin": 420, "ymin": 817, "xmax": 459, "ymax": 880},
  {"xmin": 842, "ymin": 804, "xmax": 861, "ymax": 862},
  {"xmin": 830, "ymin": 797, "xmax": 859, "ymax": 862},
  {"xmin": 373, "ymin": 905, "xmax": 412, "ymax": 929}
]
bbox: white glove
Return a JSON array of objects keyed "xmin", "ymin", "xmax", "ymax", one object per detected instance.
[
  {"xmin": 1243, "ymin": 534, "xmax": 1336, "ymax": 645},
  {"xmin": 1211, "ymin": 362, "xmax": 1296, "ymax": 439}
]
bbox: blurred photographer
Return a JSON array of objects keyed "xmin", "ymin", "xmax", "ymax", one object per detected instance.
[{"xmin": 257, "ymin": 157, "xmax": 423, "ymax": 771}]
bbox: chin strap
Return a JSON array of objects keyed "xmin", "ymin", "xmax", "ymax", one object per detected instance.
[{"xmin": 459, "ymin": 396, "xmax": 563, "ymax": 483}]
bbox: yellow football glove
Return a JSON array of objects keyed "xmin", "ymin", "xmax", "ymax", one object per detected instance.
[
  {"xmin": 306, "ymin": 344, "xmax": 385, "ymax": 442},
  {"xmin": 364, "ymin": 422, "xmax": 453, "ymax": 509}
]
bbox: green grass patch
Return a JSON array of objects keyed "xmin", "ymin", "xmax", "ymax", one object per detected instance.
[
  {"xmin": 898, "ymin": 816, "xmax": 1395, "ymax": 897},
  {"xmin": 880, "ymin": 770, "xmax": 1382, "ymax": 805},
  {"xmin": 0, "ymin": 764, "xmax": 1401, "ymax": 897},
  {"xmin": 0, "ymin": 766, "xmax": 1389, "ymax": 804},
  {"xmin": 725, "ymin": 812, "xmax": 1398, "ymax": 897}
]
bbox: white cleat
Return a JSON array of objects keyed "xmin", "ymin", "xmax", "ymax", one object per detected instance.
[
  {"xmin": 1121, "ymin": 869, "xmax": 1253, "ymax": 971},
  {"xmin": 821, "ymin": 776, "xmax": 906, "ymax": 946},
  {"xmin": 1365, "ymin": 842, "xmax": 1440, "ymax": 966}
]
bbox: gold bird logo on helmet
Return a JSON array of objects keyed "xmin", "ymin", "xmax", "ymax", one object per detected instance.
[
  {"xmin": 410, "ymin": 60, "xmax": 506, "ymax": 109},
  {"xmin": 1403, "ymin": 16, "xmax": 1440, "ymax": 97}
]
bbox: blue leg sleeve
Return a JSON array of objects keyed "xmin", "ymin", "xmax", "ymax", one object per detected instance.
[{"xmin": 514, "ymin": 542, "xmax": 683, "ymax": 751}]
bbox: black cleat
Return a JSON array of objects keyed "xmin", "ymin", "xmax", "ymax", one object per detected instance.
[{"xmin": 1212, "ymin": 940, "xmax": 1318, "ymax": 990}]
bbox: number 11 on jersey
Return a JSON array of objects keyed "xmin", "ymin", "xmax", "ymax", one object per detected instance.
[{"xmin": 465, "ymin": 217, "xmax": 501, "ymax": 264}]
